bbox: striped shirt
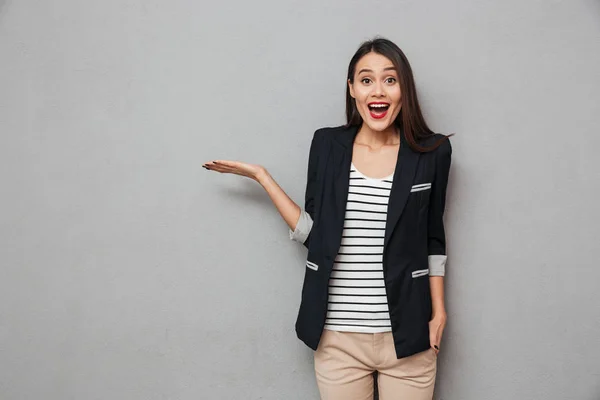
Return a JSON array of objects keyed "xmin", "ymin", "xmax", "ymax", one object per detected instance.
[{"xmin": 324, "ymin": 162, "xmax": 394, "ymax": 333}]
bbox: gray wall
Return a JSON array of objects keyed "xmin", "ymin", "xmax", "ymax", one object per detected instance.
[{"xmin": 1, "ymin": 0, "xmax": 599, "ymax": 399}]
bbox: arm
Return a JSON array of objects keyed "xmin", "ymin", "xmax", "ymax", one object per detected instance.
[
  {"xmin": 202, "ymin": 129, "xmax": 322, "ymax": 249},
  {"xmin": 255, "ymin": 169, "xmax": 303, "ymax": 233},
  {"xmin": 427, "ymin": 138, "xmax": 452, "ymax": 351},
  {"xmin": 203, "ymin": 160, "xmax": 305, "ymax": 233},
  {"xmin": 259, "ymin": 128, "xmax": 323, "ymax": 248},
  {"xmin": 204, "ymin": 158, "xmax": 304, "ymax": 226}
]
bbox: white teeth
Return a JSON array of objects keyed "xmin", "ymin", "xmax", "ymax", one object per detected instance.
[{"xmin": 369, "ymin": 104, "xmax": 389, "ymax": 108}]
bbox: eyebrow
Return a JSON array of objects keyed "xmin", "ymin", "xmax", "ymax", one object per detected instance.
[{"xmin": 357, "ymin": 67, "xmax": 397, "ymax": 74}]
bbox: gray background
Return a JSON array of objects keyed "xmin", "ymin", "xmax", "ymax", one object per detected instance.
[{"xmin": 1, "ymin": 0, "xmax": 599, "ymax": 399}]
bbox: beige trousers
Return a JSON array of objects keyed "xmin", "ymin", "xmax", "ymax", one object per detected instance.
[{"xmin": 314, "ymin": 329, "xmax": 437, "ymax": 400}]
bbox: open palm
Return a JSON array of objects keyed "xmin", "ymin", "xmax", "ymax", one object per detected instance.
[{"xmin": 203, "ymin": 160, "xmax": 265, "ymax": 181}]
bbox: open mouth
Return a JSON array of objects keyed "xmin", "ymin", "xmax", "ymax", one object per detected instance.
[{"xmin": 368, "ymin": 103, "xmax": 390, "ymax": 119}]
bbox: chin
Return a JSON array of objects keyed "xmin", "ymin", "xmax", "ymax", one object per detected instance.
[{"xmin": 362, "ymin": 118, "xmax": 395, "ymax": 133}]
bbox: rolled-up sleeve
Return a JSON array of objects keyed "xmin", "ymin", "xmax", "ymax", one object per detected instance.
[
  {"xmin": 289, "ymin": 210, "xmax": 313, "ymax": 243},
  {"xmin": 427, "ymin": 138, "xmax": 452, "ymax": 276}
]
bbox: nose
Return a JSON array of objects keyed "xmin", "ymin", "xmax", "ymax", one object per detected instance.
[{"xmin": 373, "ymin": 80, "xmax": 385, "ymax": 97}]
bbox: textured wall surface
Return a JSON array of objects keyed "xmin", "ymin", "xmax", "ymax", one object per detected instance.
[{"xmin": 1, "ymin": 0, "xmax": 599, "ymax": 399}]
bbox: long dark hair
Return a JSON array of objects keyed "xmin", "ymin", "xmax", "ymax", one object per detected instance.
[{"xmin": 345, "ymin": 37, "xmax": 451, "ymax": 152}]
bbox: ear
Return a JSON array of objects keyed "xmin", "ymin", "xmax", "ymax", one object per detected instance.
[{"xmin": 348, "ymin": 79, "xmax": 355, "ymax": 98}]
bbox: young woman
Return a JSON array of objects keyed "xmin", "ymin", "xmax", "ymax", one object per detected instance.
[{"xmin": 203, "ymin": 37, "xmax": 452, "ymax": 400}]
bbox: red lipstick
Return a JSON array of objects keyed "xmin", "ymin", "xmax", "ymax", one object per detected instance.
[{"xmin": 368, "ymin": 102, "xmax": 390, "ymax": 120}]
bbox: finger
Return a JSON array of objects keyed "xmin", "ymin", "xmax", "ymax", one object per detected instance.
[
  {"xmin": 209, "ymin": 166, "xmax": 235, "ymax": 174},
  {"xmin": 206, "ymin": 164, "xmax": 247, "ymax": 176},
  {"xmin": 213, "ymin": 160, "xmax": 239, "ymax": 167},
  {"xmin": 205, "ymin": 162, "xmax": 236, "ymax": 172},
  {"xmin": 203, "ymin": 163, "xmax": 224, "ymax": 172},
  {"xmin": 214, "ymin": 164, "xmax": 240, "ymax": 173},
  {"xmin": 204, "ymin": 161, "xmax": 230, "ymax": 170},
  {"xmin": 203, "ymin": 162, "xmax": 219, "ymax": 169},
  {"xmin": 204, "ymin": 160, "xmax": 224, "ymax": 166},
  {"xmin": 203, "ymin": 164, "xmax": 221, "ymax": 171}
]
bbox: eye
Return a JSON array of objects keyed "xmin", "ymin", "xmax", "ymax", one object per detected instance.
[
  {"xmin": 385, "ymin": 77, "xmax": 397, "ymax": 84},
  {"xmin": 361, "ymin": 78, "xmax": 372, "ymax": 84}
]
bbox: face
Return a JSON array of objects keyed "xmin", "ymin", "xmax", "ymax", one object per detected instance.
[{"xmin": 348, "ymin": 52, "xmax": 402, "ymax": 133}]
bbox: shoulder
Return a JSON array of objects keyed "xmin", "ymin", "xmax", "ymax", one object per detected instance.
[
  {"xmin": 306, "ymin": 125, "xmax": 345, "ymax": 152},
  {"xmin": 313, "ymin": 124, "xmax": 353, "ymax": 139}
]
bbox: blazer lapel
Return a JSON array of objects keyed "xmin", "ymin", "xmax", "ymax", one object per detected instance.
[
  {"xmin": 332, "ymin": 125, "xmax": 359, "ymax": 224},
  {"xmin": 384, "ymin": 134, "xmax": 420, "ymax": 248}
]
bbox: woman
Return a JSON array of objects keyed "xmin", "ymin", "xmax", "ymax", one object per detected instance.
[{"xmin": 203, "ymin": 37, "xmax": 452, "ymax": 400}]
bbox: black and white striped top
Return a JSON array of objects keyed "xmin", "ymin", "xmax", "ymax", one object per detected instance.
[{"xmin": 324, "ymin": 162, "xmax": 394, "ymax": 333}]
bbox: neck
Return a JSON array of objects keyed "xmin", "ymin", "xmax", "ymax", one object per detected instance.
[{"xmin": 355, "ymin": 123, "xmax": 400, "ymax": 147}]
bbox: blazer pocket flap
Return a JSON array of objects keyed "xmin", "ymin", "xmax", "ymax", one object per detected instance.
[
  {"xmin": 411, "ymin": 268, "xmax": 429, "ymax": 278},
  {"xmin": 306, "ymin": 260, "xmax": 319, "ymax": 271},
  {"xmin": 411, "ymin": 183, "xmax": 431, "ymax": 192}
]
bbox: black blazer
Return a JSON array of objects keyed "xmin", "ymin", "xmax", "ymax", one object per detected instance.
[{"xmin": 295, "ymin": 124, "xmax": 452, "ymax": 359}]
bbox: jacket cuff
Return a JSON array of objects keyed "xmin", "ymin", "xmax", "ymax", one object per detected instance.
[
  {"xmin": 289, "ymin": 210, "xmax": 313, "ymax": 244},
  {"xmin": 428, "ymin": 255, "xmax": 447, "ymax": 276}
]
